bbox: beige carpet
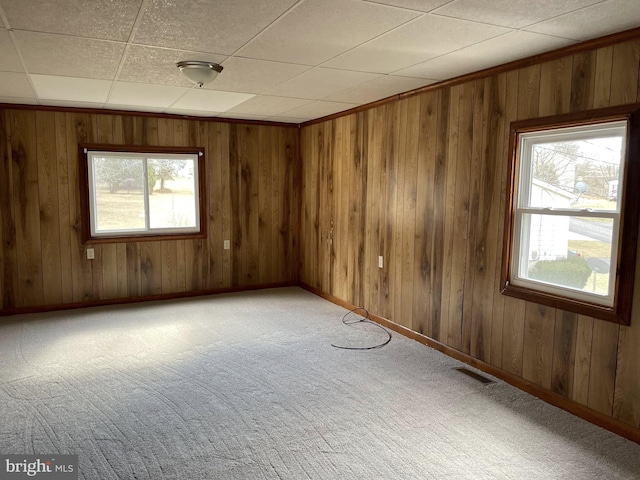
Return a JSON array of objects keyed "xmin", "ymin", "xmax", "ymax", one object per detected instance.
[{"xmin": 0, "ymin": 287, "xmax": 638, "ymax": 479}]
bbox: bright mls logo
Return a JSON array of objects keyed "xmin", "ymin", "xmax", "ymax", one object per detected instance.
[{"xmin": 0, "ymin": 456, "xmax": 77, "ymax": 479}]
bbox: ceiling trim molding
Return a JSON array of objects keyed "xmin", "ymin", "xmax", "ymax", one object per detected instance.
[{"xmin": 0, "ymin": 103, "xmax": 299, "ymax": 129}]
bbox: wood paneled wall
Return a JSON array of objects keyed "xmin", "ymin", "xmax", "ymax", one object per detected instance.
[
  {"xmin": 300, "ymin": 38, "xmax": 640, "ymax": 432},
  {"xmin": 0, "ymin": 111, "xmax": 299, "ymax": 310}
]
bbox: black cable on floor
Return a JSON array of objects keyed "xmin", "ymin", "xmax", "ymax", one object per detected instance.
[{"xmin": 331, "ymin": 307, "xmax": 392, "ymax": 350}]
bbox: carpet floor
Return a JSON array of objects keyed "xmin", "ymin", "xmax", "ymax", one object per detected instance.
[{"xmin": 0, "ymin": 287, "xmax": 638, "ymax": 479}]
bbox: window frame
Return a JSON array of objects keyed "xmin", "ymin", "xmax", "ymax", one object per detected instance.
[
  {"xmin": 79, "ymin": 144, "xmax": 207, "ymax": 244},
  {"xmin": 501, "ymin": 105, "xmax": 640, "ymax": 325}
]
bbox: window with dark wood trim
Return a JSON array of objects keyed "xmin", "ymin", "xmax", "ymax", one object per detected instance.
[
  {"xmin": 501, "ymin": 105, "xmax": 640, "ymax": 325},
  {"xmin": 79, "ymin": 144, "xmax": 207, "ymax": 244}
]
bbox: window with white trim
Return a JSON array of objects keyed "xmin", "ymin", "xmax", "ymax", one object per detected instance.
[
  {"xmin": 80, "ymin": 145, "xmax": 206, "ymax": 242},
  {"xmin": 502, "ymin": 107, "xmax": 640, "ymax": 325}
]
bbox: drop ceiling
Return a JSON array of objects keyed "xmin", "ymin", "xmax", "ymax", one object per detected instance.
[{"xmin": 1, "ymin": 0, "xmax": 639, "ymax": 124}]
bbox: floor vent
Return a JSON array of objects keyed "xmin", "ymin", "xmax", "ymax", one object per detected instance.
[{"xmin": 454, "ymin": 367, "xmax": 495, "ymax": 384}]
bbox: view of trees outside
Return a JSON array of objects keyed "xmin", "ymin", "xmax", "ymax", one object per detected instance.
[
  {"xmin": 525, "ymin": 136, "xmax": 622, "ymax": 296},
  {"xmin": 92, "ymin": 156, "xmax": 197, "ymax": 232},
  {"xmin": 531, "ymin": 138, "xmax": 620, "ymax": 202}
]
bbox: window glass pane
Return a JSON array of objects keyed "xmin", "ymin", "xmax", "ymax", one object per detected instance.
[
  {"xmin": 519, "ymin": 213, "xmax": 613, "ymax": 296},
  {"xmin": 92, "ymin": 157, "xmax": 145, "ymax": 232},
  {"xmin": 523, "ymin": 135, "xmax": 623, "ymax": 211},
  {"xmin": 148, "ymin": 158, "xmax": 197, "ymax": 229}
]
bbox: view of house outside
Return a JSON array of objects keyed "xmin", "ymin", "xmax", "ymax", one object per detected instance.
[{"xmin": 521, "ymin": 135, "xmax": 622, "ymax": 297}]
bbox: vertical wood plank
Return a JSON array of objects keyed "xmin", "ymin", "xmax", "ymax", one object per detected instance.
[
  {"xmin": 244, "ymin": 125, "xmax": 260, "ymax": 285},
  {"xmin": 333, "ymin": 116, "xmax": 348, "ymax": 300},
  {"xmin": 412, "ymin": 91, "xmax": 437, "ymax": 336},
  {"xmin": 551, "ymin": 310, "xmax": 578, "ymax": 397},
  {"xmin": 499, "ymin": 70, "xmax": 522, "ymax": 373},
  {"xmin": 364, "ymin": 109, "xmax": 382, "ymax": 314},
  {"xmin": 36, "ymin": 111, "xmax": 62, "ymax": 305},
  {"xmin": 593, "ymin": 46, "xmax": 614, "ymax": 108},
  {"xmin": 0, "ymin": 111, "xmax": 18, "ymax": 309},
  {"xmin": 391, "ymin": 99, "xmax": 408, "ymax": 326},
  {"xmin": 430, "ymin": 88, "xmax": 449, "ymax": 341},
  {"xmin": 380, "ymin": 105, "xmax": 395, "ymax": 319},
  {"xmin": 471, "ymin": 75, "xmax": 503, "ymax": 363},
  {"xmin": 400, "ymin": 96, "xmax": 419, "ymax": 330},
  {"xmin": 609, "ymin": 39, "xmax": 640, "ymax": 106},
  {"xmin": 462, "ymin": 78, "xmax": 482, "ymax": 358},
  {"xmin": 12, "ymin": 110, "xmax": 44, "ymax": 306},
  {"xmin": 517, "ymin": 64, "xmax": 541, "ymax": 120},
  {"xmin": 351, "ymin": 112, "xmax": 367, "ymax": 308},
  {"xmin": 115, "ymin": 243, "xmax": 128, "ymax": 297},
  {"xmin": 140, "ymin": 241, "xmax": 162, "ymax": 296},
  {"xmin": 588, "ymin": 321, "xmax": 619, "ymax": 416},
  {"xmin": 522, "ymin": 302, "xmax": 555, "ymax": 389},
  {"xmin": 440, "ymin": 85, "xmax": 460, "ymax": 348},
  {"xmin": 572, "ymin": 315, "xmax": 594, "ymax": 405},
  {"xmin": 258, "ymin": 127, "xmax": 273, "ymax": 283},
  {"xmin": 54, "ymin": 112, "xmax": 73, "ymax": 304},
  {"xmin": 502, "ymin": 296, "xmax": 526, "ymax": 376},
  {"xmin": 67, "ymin": 113, "xmax": 94, "ymax": 302},
  {"xmin": 220, "ymin": 123, "xmax": 232, "ymax": 287},
  {"xmin": 208, "ymin": 122, "xmax": 223, "ymax": 288},
  {"xmin": 229, "ymin": 124, "xmax": 241, "ymax": 287},
  {"xmin": 539, "ymin": 57, "xmax": 572, "ymax": 117},
  {"xmin": 614, "ymin": 313, "xmax": 640, "ymax": 428},
  {"xmin": 126, "ymin": 243, "xmax": 140, "ymax": 297},
  {"xmin": 286, "ymin": 127, "xmax": 299, "ymax": 283},
  {"xmin": 570, "ymin": 51, "xmax": 596, "ymax": 112},
  {"xmin": 448, "ymin": 82, "xmax": 473, "ymax": 351}
]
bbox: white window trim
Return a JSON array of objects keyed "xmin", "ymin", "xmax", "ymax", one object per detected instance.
[{"xmin": 508, "ymin": 121, "xmax": 626, "ymax": 308}]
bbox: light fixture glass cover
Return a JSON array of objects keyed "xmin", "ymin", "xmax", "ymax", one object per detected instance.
[{"xmin": 176, "ymin": 60, "xmax": 223, "ymax": 87}]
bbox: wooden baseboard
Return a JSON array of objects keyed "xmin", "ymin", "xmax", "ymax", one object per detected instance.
[
  {"xmin": 0, "ymin": 282, "xmax": 296, "ymax": 317},
  {"xmin": 300, "ymin": 282, "xmax": 640, "ymax": 445}
]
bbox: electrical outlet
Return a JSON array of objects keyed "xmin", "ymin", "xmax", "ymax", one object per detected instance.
[
  {"xmin": 224, "ymin": 240, "xmax": 230, "ymax": 250},
  {"xmin": 378, "ymin": 256, "xmax": 383, "ymax": 269},
  {"xmin": 86, "ymin": 248, "xmax": 95, "ymax": 260}
]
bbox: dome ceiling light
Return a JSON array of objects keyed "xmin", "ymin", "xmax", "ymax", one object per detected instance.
[{"xmin": 176, "ymin": 60, "xmax": 223, "ymax": 88}]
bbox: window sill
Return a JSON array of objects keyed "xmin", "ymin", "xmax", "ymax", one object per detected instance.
[{"xmin": 500, "ymin": 282, "xmax": 629, "ymax": 325}]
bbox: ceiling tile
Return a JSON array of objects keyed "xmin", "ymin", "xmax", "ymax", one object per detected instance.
[
  {"xmin": 39, "ymin": 99, "xmax": 106, "ymax": 109},
  {"xmin": 219, "ymin": 112, "xmax": 271, "ymax": 121},
  {"xmin": 134, "ymin": 0, "xmax": 297, "ymax": 55},
  {"xmin": 0, "ymin": 72, "xmax": 35, "ymax": 98},
  {"xmin": 324, "ymin": 75, "xmax": 435, "ymax": 103},
  {"xmin": 265, "ymin": 115, "xmax": 306, "ymax": 124},
  {"xmin": 118, "ymin": 45, "xmax": 226, "ymax": 87},
  {"xmin": 206, "ymin": 57, "xmax": 311, "ymax": 94},
  {"xmin": 0, "ymin": 0, "xmax": 142, "ymax": 41},
  {"xmin": 264, "ymin": 67, "xmax": 381, "ymax": 99},
  {"xmin": 525, "ymin": 0, "xmax": 640, "ymax": 41},
  {"xmin": 169, "ymin": 89, "xmax": 254, "ymax": 113},
  {"xmin": 107, "ymin": 82, "xmax": 188, "ymax": 108},
  {"xmin": 324, "ymin": 14, "xmax": 510, "ymax": 73},
  {"xmin": 280, "ymin": 100, "xmax": 359, "ymax": 120},
  {"xmin": 364, "ymin": 0, "xmax": 452, "ymax": 12},
  {"xmin": 0, "ymin": 29, "xmax": 23, "ymax": 73},
  {"xmin": 14, "ymin": 31, "xmax": 125, "ymax": 79},
  {"xmin": 0, "ymin": 96, "xmax": 38, "ymax": 105},
  {"xmin": 227, "ymin": 95, "xmax": 311, "ymax": 116},
  {"xmin": 105, "ymin": 104, "xmax": 165, "ymax": 114},
  {"xmin": 162, "ymin": 108, "xmax": 220, "ymax": 117},
  {"xmin": 31, "ymin": 75, "xmax": 112, "ymax": 103},
  {"xmin": 238, "ymin": 0, "xmax": 420, "ymax": 65},
  {"xmin": 395, "ymin": 31, "xmax": 575, "ymax": 80},
  {"xmin": 432, "ymin": 0, "xmax": 603, "ymax": 29}
]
